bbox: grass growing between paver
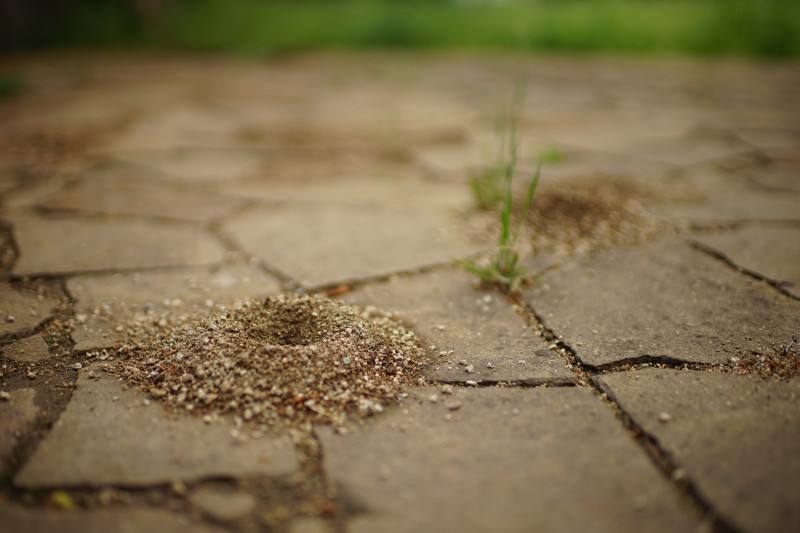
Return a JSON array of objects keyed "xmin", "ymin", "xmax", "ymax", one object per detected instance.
[{"xmin": 17, "ymin": 0, "xmax": 800, "ymax": 57}]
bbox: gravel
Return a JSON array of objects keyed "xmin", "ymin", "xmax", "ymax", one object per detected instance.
[{"xmin": 114, "ymin": 294, "xmax": 428, "ymax": 428}]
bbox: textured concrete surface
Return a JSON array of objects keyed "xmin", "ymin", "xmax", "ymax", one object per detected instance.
[
  {"xmin": 524, "ymin": 239, "xmax": 800, "ymax": 368},
  {"xmin": 342, "ymin": 269, "xmax": 573, "ymax": 383},
  {"xmin": 15, "ymin": 372, "xmax": 299, "ymax": 488},
  {"xmin": 597, "ymin": 369, "xmax": 800, "ymax": 533},
  {"xmin": 1, "ymin": 52, "xmax": 798, "ymax": 532},
  {"xmin": 320, "ymin": 387, "xmax": 699, "ymax": 533}
]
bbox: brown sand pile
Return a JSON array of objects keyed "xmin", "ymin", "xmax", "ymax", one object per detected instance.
[{"xmin": 115, "ymin": 294, "xmax": 427, "ymax": 428}]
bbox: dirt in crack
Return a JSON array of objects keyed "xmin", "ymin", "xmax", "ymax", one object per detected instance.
[{"xmin": 114, "ymin": 294, "xmax": 428, "ymax": 429}]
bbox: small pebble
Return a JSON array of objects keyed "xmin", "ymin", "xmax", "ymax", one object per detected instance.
[
  {"xmin": 441, "ymin": 384, "xmax": 454, "ymax": 395},
  {"xmin": 73, "ymin": 363, "xmax": 82, "ymax": 370},
  {"xmin": 447, "ymin": 402, "xmax": 462, "ymax": 411},
  {"xmin": 658, "ymin": 412, "xmax": 672, "ymax": 423},
  {"xmin": 464, "ymin": 364, "xmax": 475, "ymax": 373}
]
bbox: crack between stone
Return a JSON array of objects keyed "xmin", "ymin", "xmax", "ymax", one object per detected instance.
[
  {"xmin": 428, "ymin": 377, "xmax": 576, "ymax": 388},
  {"xmin": 689, "ymin": 239, "xmax": 799, "ymax": 301},
  {"xmin": 508, "ymin": 292, "xmax": 742, "ymax": 532},
  {"xmin": 303, "ymin": 261, "xmax": 465, "ymax": 296}
]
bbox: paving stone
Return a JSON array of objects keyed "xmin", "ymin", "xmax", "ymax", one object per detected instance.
[
  {"xmin": 732, "ymin": 128, "xmax": 800, "ymax": 151},
  {"xmin": 39, "ymin": 158, "xmax": 245, "ymax": 222},
  {"xmin": 188, "ymin": 488, "xmax": 256, "ymax": 522},
  {"xmin": 229, "ymin": 173, "xmax": 471, "ymax": 210},
  {"xmin": 69, "ymin": 318, "xmax": 126, "ymax": 353},
  {"xmin": 111, "ymin": 148, "xmax": 263, "ymax": 184},
  {"xmin": 319, "ymin": 386, "xmax": 699, "ymax": 533},
  {"xmin": 741, "ymin": 150, "xmax": 800, "ymax": 194},
  {"xmin": 692, "ymin": 226, "xmax": 800, "ymax": 298},
  {"xmin": 223, "ymin": 204, "xmax": 483, "ymax": 287},
  {"xmin": 524, "ymin": 238, "xmax": 800, "ymax": 367},
  {"xmin": 66, "ymin": 264, "xmax": 282, "ymax": 351},
  {"xmin": 288, "ymin": 517, "xmax": 333, "ymax": 533},
  {"xmin": 104, "ymin": 102, "xmax": 251, "ymax": 151},
  {"xmin": 0, "ymin": 388, "xmax": 39, "ymax": 475},
  {"xmin": 14, "ymin": 371, "xmax": 298, "ymax": 488},
  {"xmin": 655, "ymin": 162, "xmax": 800, "ymax": 223},
  {"xmin": 596, "ymin": 369, "xmax": 800, "ymax": 533},
  {"xmin": 521, "ymin": 147, "xmax": 676, "ymax": 184},
  {"xmin": 68, "ymin": 264, "xmax": 281, "ymax": 313},
  {"xmin": 613, "ymin": 129, "xmax": 751, "ymax": 167},
  {"xmin": 11, "ymin": 217, "xmax": 226, "ymax": 276},
  {"xmin": 0, "ymin": 285, "xmax": 59, "ymax": 338},
  {"xmin": 1, "ymin": 335, "xmax": 50, "ymax": 363},
  {"xmin": 341, "ymin": 269, "xmax": 572, "ymax": 383},
  {"xmin": 0, "ymin": 501, "xmax": 227, "ymax": 533}
]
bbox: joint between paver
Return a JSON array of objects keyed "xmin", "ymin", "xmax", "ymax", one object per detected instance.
[
  {"xmin": 595, "ymin": 379, "xmax": 745, "ymax": 533},
  {"xmin": 689, "ymin": 239, "xmax": 800, "ymax": 301},
  {"xmin": 427, "ymin": 377, "xmax": 576, "ymax": 389},
  {"xmin": 509, "ymin": 292, "xmax": 745, "ymax": 531}
]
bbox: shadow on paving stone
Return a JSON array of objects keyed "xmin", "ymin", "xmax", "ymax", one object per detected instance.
[
  {"xmin": 319, "ymin": 387, "xmax": 701, "ymax": 533},
  {"xmin": 14, "ymin": 371, "xmax": 299, "ymax": 488},
  {"xmin": 597, "ymin": 369, "xmax": 800, "ymax": 533},
  {"xmin": 340, "ymin": 269, "xmax": 573, "ymax": 384},
  {"xmin": 524, "ymin": 238, "xmax": 800, "ymax": 368}
]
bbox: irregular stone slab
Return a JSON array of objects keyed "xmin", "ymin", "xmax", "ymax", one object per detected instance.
[
  {"xmin": 612, "ymin": 129, "xmax": 750, "ymax": 167},
  {"xmin": 1, "ymin": 335, "xmax": 50, "ymax": 363},
  {"xmin": 68, "ymin": 264, "xmax": 281, "ymax": 313},
  {"xmin": 288, "ymin": 517, "xmax": 333, "ymax": 533},
  {"xmin": 596, "ymin": 369, "xmax": 800, "ymax": 533},
  {"xmin": 0, "ymin": 285, "xmax": 59, "ymax": 338},
  {"xmin": 524, "ymin": 239, "xmax": 800, "ymax": 367},
  {"xmin": 656, "ymin": 163, "xmax": 800, "ymax": 223},
  {"xmin": 223, "ymin": 204, "xmax": 483, "ymax": 287},
  {"xmin": 320, "ymin": 387, "xmax": 699, "ymax": 533},
  {"xmin": 104, "ymin": 102, "xmax": 252, "ymax": 152},
  {"xmin": 69, "ymin": 318, "xmax": 126, "ymax": 353},
  {"xmin": 230, "ymin": 173, "xmax": 471, "ymax": 210},
  {"xmin": 341, "ymin": 269, "xmax": 572, "ymax": 383},
  {"xmin": 40, "ymin": 159, "xmax": 245, "ymax": 222},
  {"xmin": 15, "ymin": 371, "xmax": 298, "ymax": 488},
  {"xmin": 692, "ymin": 226, "xmax": 800, "ymax": 298},
  {"xmin": 0, "ymin": 502, "xmax": 227, "ymax": 533},
  {"xmin": 0, "ymin": 388, "xmax": 39, "ymax": 475},
  {"xmin": 11, "ymin": 217, "xmax": 226, "ymax": 276},
  {"xmin": 111, "ymin": 148, "xmax": 263, "ymax": 184},
  {"xmin": 66, "ymin": 264, "xmax": 282, "ymax": 351},
  {"xmin": 189, "ymin": 488, "xmax": 256, "ymax": 522}
]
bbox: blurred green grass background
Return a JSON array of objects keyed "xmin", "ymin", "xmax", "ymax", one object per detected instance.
[{"xmin": 4, "ymin": 0, "xmax": 799, "ymax": 57}]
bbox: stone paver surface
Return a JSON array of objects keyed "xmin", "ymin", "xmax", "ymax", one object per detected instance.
[
  {"xmin": 0, "ymin": 285, "xmax": 59, "ymax": 339},
  {"xmin": 11, "ymin": 217, "xmax": 226, "ymax": 276},
  {"xmin": 320, "ymin": 386, "xmax": 699, "ymax": 533},
  {"xmin": 1, "ymin": 334, "xmax": 50, "ymax": 363},
  {"xmin": 0, "ymin": 388, "xmax": 39, "ymax": 474},
  {"xmin": 597, "ymin": 369, "xmax": 800, "ymax": 533},
  {"xmin": 524, "ymin": 238, "xmax": 800, "ymax": 368},
  {"xmin": 1, "ymin": 51, "xmax": 798, "ymax": 532},
  {"xmin": 15, "ymin": 372, "xmax": 298, "ymax": 488},
  {"xmin": 342, "ymin": 269, "xmax": 573, "ymax": 383},
  {"xmin": 0, "ymin": 502, "xmax": 227, "ymax": 533}
]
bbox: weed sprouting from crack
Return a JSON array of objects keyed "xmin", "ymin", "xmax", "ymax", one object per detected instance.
[{"xmin": 458, "ymin": 85, "xmax": 542, "ymax": 293}]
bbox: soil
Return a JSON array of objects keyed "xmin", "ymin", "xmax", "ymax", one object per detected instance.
[{"xmin": 114, "ymin": 294, "xmax": 429, "ymax": 429}]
